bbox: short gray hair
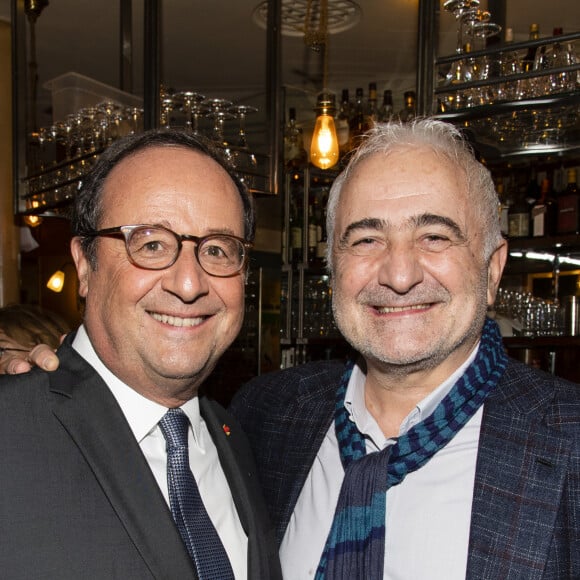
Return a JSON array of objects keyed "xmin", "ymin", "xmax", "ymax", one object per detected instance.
[{"xmin": 325, "ymin": 118, "xmax": 502, "ymax": 271}]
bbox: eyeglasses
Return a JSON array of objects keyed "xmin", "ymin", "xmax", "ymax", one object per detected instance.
[
  {"xmin": 0, "ymin": 346, "xmax": 30, "ymax": 359},
  {"xmin": 82, "ymin": 224, "xmax": 252, "ymax": 277}
]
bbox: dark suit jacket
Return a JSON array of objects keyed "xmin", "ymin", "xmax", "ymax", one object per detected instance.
[
  {"xmin": 0, "ymin": 335, "xmax": 281, "ymax": 580},
  {"xmin": 230, "ymin": 357, "xmax": 580, "ymax": 579}
]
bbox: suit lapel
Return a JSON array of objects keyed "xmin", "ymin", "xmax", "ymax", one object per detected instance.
[
  {"xmin": 48, "ymin": 342, "xmax": 196, "ymax": 580},
  {"xmin": 273, "ymin": 374, "xmax": 337, "ymax": 542},
  {"xmin": 201, "ymin": 397, "xmax": 278, "ymax": 579},
  {"xmin": 467, "ymin": 370, "xmax": 573, "ymax": 579}
]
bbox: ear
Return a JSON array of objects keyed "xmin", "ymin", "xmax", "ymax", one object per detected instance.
[
  {"xmin": 486, "ymin": 238, "xmax": 508, "ymax": 306},
  {"xmin": 71, "ymin": 237, "xmax": 90, "ymax": 299}
]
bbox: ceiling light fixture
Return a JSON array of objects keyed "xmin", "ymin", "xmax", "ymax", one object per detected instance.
[
  {"xmin": 23, "ymin": 214, "xmax": 43, "ymax": 227},
  {"xmin": 46, "ymin": 263, "xmax": 75, "ymax": 293},
  {"xmin": 252, "ymin": 0, "xmax": 361, "ymax": 37},
  {"xmin": 305, "ymin": 0, "xmax": 339, "ymax": 170},
  {"xmin": 46, "ymin": 269, "xmax": 66, "ymax": 293}
]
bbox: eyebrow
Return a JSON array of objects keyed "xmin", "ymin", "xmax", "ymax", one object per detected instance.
[
  {"xmin": 153, "ymin": 221, "xmax": 241, "ymax": 237},
  {"xmin": 412, "ymin": 213, "xmax": 467, "ymax": 242},
  {"xmin": 339, "ymin": 213, "xmax": 466, "ymax": 245},
  {"xmin": 339, "ymin": 217, "xmax": 386, "ymax": 246}
]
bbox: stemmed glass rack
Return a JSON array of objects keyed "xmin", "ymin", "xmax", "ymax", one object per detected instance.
[
  {"xmin": 22, "ymin": 88, "xmax": 268, "ymax": 216},
  {"xmin": 435, "ymin": 16, "xmax": 580, "ymax": 160}
]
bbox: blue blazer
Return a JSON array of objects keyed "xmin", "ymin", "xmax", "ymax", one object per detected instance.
[
  {"xmin": 230, "ymin": 357, "xmax": 580, "ymax": 579},
  {"xmin": 0, "ymin": 334, "xmax": 281, "ymax": 580}
]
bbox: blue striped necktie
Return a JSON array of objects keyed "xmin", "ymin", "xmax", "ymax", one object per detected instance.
[{"xmin": 159, "ymin": 408, "xmax": 235, "ymax": 580}]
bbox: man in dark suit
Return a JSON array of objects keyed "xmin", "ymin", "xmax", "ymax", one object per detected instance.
[
  {"xmin": 8, "ymin": 121, "xmax": 580, "ymax": 579},
  {"xmin": 231, "ymin": 119, "xmax": 580, "ymax": 579},
  {"xmin": 0, "ymin": 129, "xmax": 281, "ymax": 579}
]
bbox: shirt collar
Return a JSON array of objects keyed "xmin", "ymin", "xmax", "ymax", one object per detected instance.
[
  {"xmin": 345, "ymin": 344, "xmax": 480, "ymax": 449},
  {"xmin": 72, "ymin": 325, "xmax": 205, "ymax": 449}
]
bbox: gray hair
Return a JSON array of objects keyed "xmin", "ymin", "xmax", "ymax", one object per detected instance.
[{"xmin": 325, "ymin": 118, "xmax": 502, "ymax": 272}]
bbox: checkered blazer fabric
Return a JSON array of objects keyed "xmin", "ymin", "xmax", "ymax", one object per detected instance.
[{"xmin": 230, "ymin": 357, "xmax": 580, "ymax": 580}]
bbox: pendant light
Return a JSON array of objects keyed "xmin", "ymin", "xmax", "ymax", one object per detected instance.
[
  {"xmin": 305, "ymin": 0, "xmax": 339, "ymax": 170},
  {"xmin": 310, "ymin": 91, "xmax": 339, "ymax": 170}
]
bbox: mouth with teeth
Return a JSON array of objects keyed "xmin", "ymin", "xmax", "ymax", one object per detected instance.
[
  {"xmin": 374, "ymin": 303, "xmax": 431, "ymax": 314},
  {"xmin": 150, "ymin": 312, "xmax": 208, "ymax": 327}
]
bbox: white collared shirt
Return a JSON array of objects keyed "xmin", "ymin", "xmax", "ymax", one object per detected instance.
[
  {"xmin": 280, "ymin": 347, "xmax": 483, "ymax": 579},
  {"xmin": 72, "ymin": 326, "xmax": 248, "ymax": 579}
]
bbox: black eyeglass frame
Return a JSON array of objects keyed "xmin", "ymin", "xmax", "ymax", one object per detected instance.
[{"xmin": 81, "ymin": 224, "xmax": 253, "ymax": 277}]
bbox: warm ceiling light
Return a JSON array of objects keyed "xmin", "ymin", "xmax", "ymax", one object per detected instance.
[
  {"xmin": 46, "ymin": 269, "xmax": 66, "ymax": 293},
  {"xmin": 23, "ymin": 214, "xmax": 42, "ymax": 227},
  {"xmin": 310, "ymin": 92, "xmax": 339, "ymax": 170}
]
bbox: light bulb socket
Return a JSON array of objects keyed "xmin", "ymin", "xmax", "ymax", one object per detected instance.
[{"xmin": 314, "ymin": 92, "xmax": 337, "ymax": 116}]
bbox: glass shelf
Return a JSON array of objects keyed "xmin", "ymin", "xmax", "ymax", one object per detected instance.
[{"xmin": 433, "ymin": 31, "xmax": 580, "ymax": 160}]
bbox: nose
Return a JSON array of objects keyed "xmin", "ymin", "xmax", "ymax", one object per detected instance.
[
  {"xmin": 160, "ymin": 242, "xmax": 210, "ymax": 302},
  {"xmin": 376, "ymin": 241, "xmax": 424, "ymax": 293}
]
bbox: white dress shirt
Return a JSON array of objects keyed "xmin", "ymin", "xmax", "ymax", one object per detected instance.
[
  {"xmin": 73, "ymin": 326, "xmax": 248, "ymax": 580},
  {"xmin": 280, "ymin": 346, "xmax": 482, "ymax": 579}
]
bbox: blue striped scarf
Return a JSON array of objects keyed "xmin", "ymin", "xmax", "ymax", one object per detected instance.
[{"xmin": 315, "ymin": 317, "xmax": 507, "ymax": 579}]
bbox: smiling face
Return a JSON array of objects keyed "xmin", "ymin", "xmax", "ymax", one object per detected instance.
[
  {"xmin": 71, "ymin": 145, "xmax": 246, "ymax": 405},
  {"xmin": 331, "ymin": 146, "xmax": 506, "ymax": 385}
]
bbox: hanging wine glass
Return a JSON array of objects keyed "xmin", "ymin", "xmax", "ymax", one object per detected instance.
[
  {"xmin": 160, "ymin": 95, "xmax": 177, "ymax": 129},
  {"xmin": 97, "ymin": 101, "xmax": 124, "ymax": 145},
  {"xmin": 228, "ymin": 104, "xmax": 259, "ymax": 187},
  {"xmin": 79, "ymin": 107, "xmax": 99, "ymax": 153},
  {"xmin": 443, "ymin": 0, "xmax": 480, "ymax": 54},
  {"xmin": 190, "ymin": 101, "xmax": 210, "ymax": 136},
  {"xmin": 125, "ymin": 106, "xmax": 144, "ymax": 135},
  {"xmin": 66, "ymin": 112, "xmax": 84, "ymax": 160},
  {"xmin": 174, "ymin": 91, "xmax": 205, "ymax": 132},
  {"xmin": 442, "ymin": 1, "xmax": 501, "ymax": 110},
  {"xmin": 229, "ymin": 105, "xmax": 257, "ymax": 149},
  {"xmin": 203, "ymin": 98, "xmax": 234, "ymax": 159},
  {"xmin": 467, "ymin": 11, "xmax": 501, "ymax": 104},
  {"xmin": 441, "ymin": 0, "xmax": 481, "ymax": 110}
]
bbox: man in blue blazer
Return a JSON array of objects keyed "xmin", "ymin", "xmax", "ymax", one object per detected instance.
[
  {"xmin": 231, "ymin": 120, "xmax": 580, "ymax": 579},
  {"xmin": 0, "ymin": 130, "xmax": 281, "ymax": 579},
  {"xmin": 7, "ymin": 122, "xmax": 579, "ymax": 579}
]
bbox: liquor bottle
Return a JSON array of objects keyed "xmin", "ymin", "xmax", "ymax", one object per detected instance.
[
  {"xmin": 378, "ymin": 89, "xmax": 394, "ymax": 122},
  {"xmin": 398, "ymin": 90, "xmax": 416, "ymax": 123},
  {"xmin": 289, "ymin": 175, "xmax": 304, "ymax": 263},
  {"xmin": 284, "ymin": 107, "xmax": 308, "ymax": 171},
  {"xmin": 497, "ymin": 182, "xmax": 510, "ymax": 236},
  {"xmin": 364, "ymin": 82, "xmax": 379, "ymax": 130},
  {"xmin": 307, "ymin": 203, "xmax": 319, "ymax": 265},
  {"xmin": 521, "ymin": 24, "xmax": 540, "ymax": 73},
  {"xmin": 519, "ymin": 23, "xmax": 540, "ymax": 97},
  {"xmin": 557, "ymin": 168, "xmax": 579, "ymax": 234},
  {"xmin": 508, "ymin": 189, "xmax": 530, "ymax": 238},
  {"xmin": 315, "ymin": 189, "xmax": 329, "ymax": 265},
  {"xmin": 524, "ymin": 169, "xmax": 540, "ymax": 210},
  {"xmin": 531, "ymin": 178, "xmax": 557, "ymax": 237},
  {"xmin": 316, "ymin": 217, "xmax": 328, "ymax": 265},
  {"xmin": 349, "ymin": 87, "xmax": 365, "ymax": 150},
  {"xmin": 336, "ymin": 89, "xmax": 351, "ymax": 163}
]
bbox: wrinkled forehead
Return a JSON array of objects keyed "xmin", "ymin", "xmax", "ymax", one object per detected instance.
[
  {"xmin": 337, "ymin": 147, "xmax": 474, "ymax": 231},
  {"xmin": 340, "ymin": 147, "xmax": 468, "ymax": 215},
  {"xmin": 99, "ymin": 146, "xmax": 244, "ymax": 226}
]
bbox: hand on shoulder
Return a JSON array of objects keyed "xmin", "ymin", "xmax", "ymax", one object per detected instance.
[{"xmin": 0, "ymin": 335, "xmax": 62, "ymax": 374}]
